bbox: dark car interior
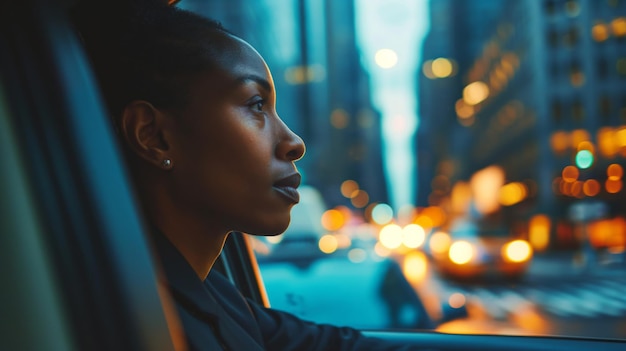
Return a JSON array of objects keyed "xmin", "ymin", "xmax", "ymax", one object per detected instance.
[{"xmin": 1, "ymin": 0, "xmax": 625, "ymax": 350}]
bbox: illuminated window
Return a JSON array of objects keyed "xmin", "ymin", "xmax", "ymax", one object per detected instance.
[
  {"xmin": 611, "ymin": 17, "xmax": 626, "ymax": 37},
  {"xmin": 565, "ymin": 0, "xmax": 581, "ymax": 17},
  {"xmin": 570, "ymin": 63, "xmax": 585, "ymax": 86},
  {"xmin": 330, "ymin": 108, "xmax": 349, "ymax": 129},
  {"xmin": 592, "ymin": 22, "xmax": 610, "ymax": 42}
]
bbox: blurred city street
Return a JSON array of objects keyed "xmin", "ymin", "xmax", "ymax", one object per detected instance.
[{"xmin": 420, "ymin": 250, "xmax": 626, "ymax": 338}]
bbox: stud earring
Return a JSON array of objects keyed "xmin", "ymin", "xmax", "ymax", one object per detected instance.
[{"xmin": 162, "ymin": 159, "xmax": 172, "ymax": 169}]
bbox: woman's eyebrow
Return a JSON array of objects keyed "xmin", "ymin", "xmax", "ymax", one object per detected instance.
[{"xmin": 235, "ymin": 74, "xmax": 271, "ymax": 92}]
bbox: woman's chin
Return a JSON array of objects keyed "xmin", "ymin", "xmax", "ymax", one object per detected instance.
[{"xmin": 240, "ymin": 217, "xmax": 291, "ymax": 237}]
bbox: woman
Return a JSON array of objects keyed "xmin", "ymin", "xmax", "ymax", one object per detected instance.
[{"xmin": 75, "ymin": 2, "xmax": 414, "ymax": 350}]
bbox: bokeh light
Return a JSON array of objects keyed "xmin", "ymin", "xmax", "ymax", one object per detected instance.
[
  {"xmin": 321, "ymin": 209, "xmax": 346, "ymax": 231},
  {"xmin": 449, "ymin": 241, "xmax": 474, "ymax": 264},
  {"xmin": 374, "ymin": 242, "xmax": 391, "ymax": 257},
  {"xmin": 402, "ymin": 224, "xmax": 426, "ymax": 248},
  {"xmin": 455, "ymin": 99, "xmax": 475, "ymax": 121},
  {"xmin": 341, "ymin": 180, "xmax": 359, "ymax": 198},
  {"xmin": 562, "ymin": 166, "xmax": 579, "ymax": 182},
  {"xmin": 550, "ymin": 131, "xmax": 569, "ymax": 154},
  {"xmin": 371, "ymin": 203, "xmax": 394, "ymax": 225},
  {"xmin": 583, "ymin": 179, "xmax": 601, "ymax": 197},
  {"xmin": 374, "ymin": 48, "xmax": 398, "ymax": 68},
  {"xmin": 502, "ymin": 240, "xmax": 532, "ymax": 263},
  {"xmin": 592, "ymin": 22, "xmax": 610, "ymax": 41},
  {"xmin": 463, "ymin": 81, "xmax": 489, "ymax": 105},
  {"xmin": 448, "ymin": 293, "xmax": 467, "ymax": 309},
  {"xmin": 350, "ymin": 190, "xmax": 370, "ymax": 208},
  {"xmin": 499, "ymin": 182, "xmax": 527, "ymax": 206},
  {"xmin": 575, "ymin": 149, "xmax": 594, "ymax": 169},
  {"xmin": 420, "ymin": 206, "xmax": 447, "ymax": 227},
  {"xmin": 431, "ymin": 57, "xmax": 454, "ymax": 78},
  {"xmin": 611, "ymin": 17, "xmax": 626, "ymax": 37},
  {"xmin": 330, "ymin": 108, "xmax": 349, "ymax": 129},
  {"xmin": 348, "ymin": 248, "xmax": 367, "ymax": 263},
  {"xmin": 608, "ymin": 164, "xmax": 623, "ymax": 180},
  {"xmin": 529, "ymin": 214, "xmax": 550, "ymax": 251},
  {"xmin": 429, "ymin": 231, "xmax": 451, "ymax": 255},
  {"xmin": 379, "ymin": 223, "xmax": 403, "ymax": 249},
  {"xmin": 318, "ymin": 234, "xmax": 338, "ymax": 254},
  {"xmin": 402, "ymin": 251, "xmax": 428, "ymax": 284},
  {"xmin": 606, "ymin": 179, "xmax": 623, "ymax": 194}
]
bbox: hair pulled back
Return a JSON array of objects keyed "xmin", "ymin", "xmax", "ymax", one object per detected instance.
[{"xmin": 72, "ymin": 0, "xmax": 232, "ymax": 117}]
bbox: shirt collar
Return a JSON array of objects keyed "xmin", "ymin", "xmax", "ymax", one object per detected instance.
[{"xmin": 150, "ymin": 231, "xmax": 221, "ymax": 317}]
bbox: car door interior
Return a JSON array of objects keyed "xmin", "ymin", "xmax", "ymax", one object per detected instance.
[{"xmin": 0, "ymin": 0, "xmax": 177, "ymax": 350}]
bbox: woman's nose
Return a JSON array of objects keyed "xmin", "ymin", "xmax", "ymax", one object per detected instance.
[{"xmin": 276, "ymin": 119, "xmax": 306, "ymax": 162}]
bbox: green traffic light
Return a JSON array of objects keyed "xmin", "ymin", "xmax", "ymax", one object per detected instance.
[{"xmin": 575, "ymin": 149, "xmax": 594, "ymax": 169}]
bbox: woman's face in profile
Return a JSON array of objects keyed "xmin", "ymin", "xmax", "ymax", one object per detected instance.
[{"xmin": 164, "ymin": 35, "xmax": 306, "ymax": 236}]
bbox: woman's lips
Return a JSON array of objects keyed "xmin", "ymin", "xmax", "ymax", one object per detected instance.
[
  {"xmin": 273, "ymin": 173, "xmax": 301, "ymax": 203},
  {"xmin": 273, "ymin": 185, "xmax": 300, "ymax": 203}
]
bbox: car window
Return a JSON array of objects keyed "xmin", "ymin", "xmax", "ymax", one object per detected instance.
[{"xmin": 184, "ymin": 0, "xmax": 623, "ymax": 342}]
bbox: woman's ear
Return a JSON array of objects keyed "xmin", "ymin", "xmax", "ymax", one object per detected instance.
[{"xmin": 119, "ymin": 100, "xmax": 171, "ymax": 168}]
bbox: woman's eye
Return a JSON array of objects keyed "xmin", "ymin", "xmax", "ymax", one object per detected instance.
[{"xmin": 251, "ymin": 99, "xmax": 265, "ymax": 112}]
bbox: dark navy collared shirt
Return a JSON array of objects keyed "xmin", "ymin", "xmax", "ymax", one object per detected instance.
[{"xmin": 152, "ymin": 232, "xmax": 417, "ymax": 350}]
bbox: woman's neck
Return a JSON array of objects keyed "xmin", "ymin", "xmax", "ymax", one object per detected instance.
[
  {"xmin": 160, "ymin": 226, "xmax": 229, "ymax": 280},
  {"xmin": 139, "ymin": 180, "xmax": 229, "ymax": 280}
]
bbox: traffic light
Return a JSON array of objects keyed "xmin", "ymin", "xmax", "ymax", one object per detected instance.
[{"xmin": 575, "ymin": 149, "xmax": 594, "ymax": 169}]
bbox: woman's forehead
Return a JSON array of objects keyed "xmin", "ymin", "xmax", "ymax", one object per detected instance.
[
  {"xmin": 219, "ymin": 36, "xmax": 268, "ymax": 75},
  {"xmin": 208, "ymin": 36, "xmax": 272, "ymax": 88},
  {"xmin": 186, "ymin": 36, "xmax": 273, "ymax": 98}
]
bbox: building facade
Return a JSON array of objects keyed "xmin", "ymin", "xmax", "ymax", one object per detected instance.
[{"xmin": 417, "ymin": 0, "xmax": 626, "ymax": 248}]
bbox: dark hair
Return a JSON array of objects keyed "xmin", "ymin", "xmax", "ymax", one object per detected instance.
[{"xmin": 72, "ymin": 1, "xmax": 233, "ymax": 117}]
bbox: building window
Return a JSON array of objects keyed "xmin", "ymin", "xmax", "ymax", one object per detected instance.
[
  {"xmin": 612, "ymin": 17, "xmax": 626, "ymax": 38},
  {"xmin": 592, "ymin": 22, "xmax": 610, "ymax": 42},
  {"xmin": 563, "ymin": 26, "xmax": 580, "ymax": 46},
  {"xmin": 599, "ymin": 95, "xmax": 612, "ymax": 122},
  {"xmin": 549, "ymin": 60, "xmax": 560, "ymax": 79},
  {"xmin": 572, "ymin": 99, "xmax": 585, "ymax": 123},
  {"xmin": 607, "ymin": 0, "xmax": 621, "ymax": 8},
  {"xmin": 620, "ymin": 96, "xmax": 626, "ymax": 123},
  {"xmin": 617, "ymin": 57, "xmax": 626, "ymax": 76},
  {"xmin": 548, "ymin": 28, "xmax": 559, "ymax": 48},
  {"xmin": 551, "ymin": 99, "xmax": 563, "ymax": 124},
  {"xmin": 544, "ymin": 0, "xmax": 557, "ymax": 15},
  {"xmin": 597, "ymin": 57, "xmax": 609, "ymax": 78},
  {"xmin": 565, "ymin": 0, "xmax": 581, "ymax": 17},
  {"xmin": 570, "ymin": 62, "xmax": 585, "ymax": 86}
]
